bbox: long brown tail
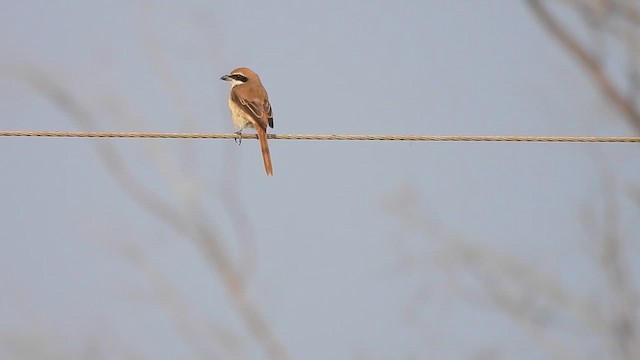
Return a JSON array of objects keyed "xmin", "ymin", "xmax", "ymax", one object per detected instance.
[{"xmin": 256, "ymin": 126, "xmax": 273, "ymax": 176}]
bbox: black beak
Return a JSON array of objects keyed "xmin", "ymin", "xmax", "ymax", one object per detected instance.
[{"xmin": 220, "ymin": 75, "xmax": 231, "ymax": 81}]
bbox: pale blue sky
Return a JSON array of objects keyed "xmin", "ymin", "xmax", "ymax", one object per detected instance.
[{"xmin": 1, "ymin": 1, "xmax": 639, "ymax": 359}]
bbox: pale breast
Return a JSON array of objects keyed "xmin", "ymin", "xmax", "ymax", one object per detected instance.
[{"xmin": 228, "ymin": 98, "xmax": 255, "ymax": 130}]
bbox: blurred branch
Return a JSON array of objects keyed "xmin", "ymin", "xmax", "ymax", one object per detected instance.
[
  {"xmin": 218, "ymin": 151, "xmax": 258, "ymax": 282},
  {"xmin": 599, "ymin": 180, "xmax": 638, "ymax": 359},
  {"xmin": 17, "ymin": 62, "xmax": 289, "ymax": 360},
  {"xmin": 100, "ymin": 230, "xmax": 245, "ymax": 359},
  {"xmin": 523, "ymin": 6, "xmax": 640, "ymax": 355},
  {"xmin": 134, "ymin": 1, "xmax": 200, "ymax": 174},
  {"xmin": 18, "ymin": 64, "xmax": 188, "ymax": 233},
  {"xmin": 525, "ymin": 0, "xmax": 640, "ymax": 133},
  {"xmin": 584, "ymin": 145, "xmax": 640, "ymax": 358},
  {"xmin": 0, "ymin": 286, "xmax": 144, "ymax": 360},
  {"xmin": 382, "ymin": 182, "xmax": 639, "ymax": 358}
]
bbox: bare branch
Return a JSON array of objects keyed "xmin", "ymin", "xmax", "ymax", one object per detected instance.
[
  {"xmin": 16, "ymin": 62, "xmax": 290, "ymax": 360},
  {"xmin": 382, "ymin": 182, "xmax": 639, "ymax": 358},
  {"xmin": 525, "ymin": 0, "xmax": 640, "ymax": 133}
]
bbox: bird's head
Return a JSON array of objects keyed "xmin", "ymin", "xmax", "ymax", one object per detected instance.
[{"xmin": 220, "ymin": 67, "xmax": 259, "ymax": 87}]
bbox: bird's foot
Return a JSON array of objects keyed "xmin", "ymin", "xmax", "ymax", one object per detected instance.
[{"xmin": 234, "ymin": 131, "xmax": 242, "ymax": 145}]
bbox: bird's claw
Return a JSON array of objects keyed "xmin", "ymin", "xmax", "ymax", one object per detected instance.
[{"xmin": 234, "ymin": 131, "xmax": 242, "ymax": 145}]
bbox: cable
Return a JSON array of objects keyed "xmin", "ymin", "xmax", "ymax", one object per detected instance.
[{"xmin": 0, "ymin": 130, "xmax": 639, "ymax": 142}]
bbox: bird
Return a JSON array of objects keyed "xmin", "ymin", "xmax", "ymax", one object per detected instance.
[{"xmin": 221, "ymin": 67, "xmax": 274, "ymax": 176}]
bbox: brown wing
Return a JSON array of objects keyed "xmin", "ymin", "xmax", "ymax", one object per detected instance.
[{"xmin": 231, "ymin": 87, "xmax": 271, "ymax": 129}]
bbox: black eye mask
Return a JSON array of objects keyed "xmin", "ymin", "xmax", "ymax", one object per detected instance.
[{"xmin": 230, "ymin": 74, "xmax": 248, "ymax": 82}]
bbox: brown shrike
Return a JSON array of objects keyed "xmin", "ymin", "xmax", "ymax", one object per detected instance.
[{"xmin": 221, "ymin": 67, "xmax": 274, "ymax": 176}]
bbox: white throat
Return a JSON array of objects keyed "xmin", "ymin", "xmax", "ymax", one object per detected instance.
[{"xmin": 230, "ymin": 79, "xmax": 245, "ymax": 87}]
